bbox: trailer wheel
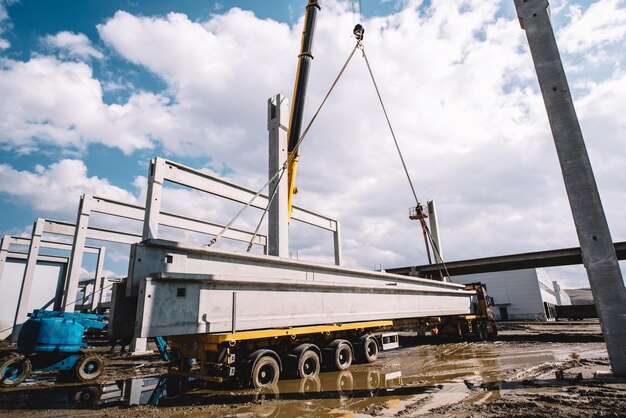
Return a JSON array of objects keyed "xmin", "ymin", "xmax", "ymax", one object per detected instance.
[
  {"xmin": 358, "ymin": 335, "xmax": 379, "ymax": 363},
  {"xmin": 330, "ymin": 341, "xmax": 353, "ymax": 371},
  {"xmin": 251, "ymin": 356, "xmax": 280, "ymax": 389},
  {"xmin": 0, "ymin": 355, "xmax": 31, "ymax": 387},
  {"xmin": 75, "ymin": 354, "xmax": 104, "ymax": 381},
  {"xmin": 488, "ymin": 321, "xmax": 498, "ymax": 340},
  {"xmin": 473, "ymin": 322, "xmax": 486, "ymax": 341},
  {"xmin": 297, "ymin": 350, "xmax": 320, "ymax": 378}
]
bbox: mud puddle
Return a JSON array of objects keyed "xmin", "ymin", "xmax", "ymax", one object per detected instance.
[
  {"xmin": 0, "ymin": 374, "xmax": 165, "ymax": 410},
  {"xmin": 0, "ymin": 332, "xmax": 617, "ymax": 417}
]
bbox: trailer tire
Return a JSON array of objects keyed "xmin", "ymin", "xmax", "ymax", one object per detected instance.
[
  {"xmin": 251, "ymin": 356, "xmax": 280, "ymax": 389},
  {"xmin": 357, "ymin": 335, "xmax": 379, "ymax": 363},
  {"xmin": 297, "ymin": 349, "xmax": 321, "ymax": 378},
  {"xmin": 487, "ymin": 321, "xmax": 498, "ymax": 340},
  {"xmin": 473, "ymin": 322, "xmax": 486, "ymax": 341},
  {"xmin": 326, "ymin": 340, "xmax": 353, "ymax": 371},
  {"xmin": 0, "ymin": 355, "xmax": 31, "ymax": 387},
  {"xmin": 75, "ymin": 354, "xmax": 104, "ymax": 381}
]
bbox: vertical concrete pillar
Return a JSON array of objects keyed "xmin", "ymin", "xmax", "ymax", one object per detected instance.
[
  {"xmin": 267, "ymin": 94, "xmax": 290, "ymax": 257},
  {"xmin": 143, "ymin": 157, "xmax": 166, "ymax": 241},
  {"xmin": 134, "ymin": 158, "xmax": 167, "ymax": 354},
  {"xmin": 427, "ymin": 201, "xmax": 443, "ymax": 261},
  {"xmin": 333, "ymin": 221, "xmax": 342, "ymax": 266},
  {"xmin": 63, "ymin": 195, "xmax": 92, "ymax": 312},
  {"xmin": 0, "ymin": 235, "xmax": 11, "ymax": 290},
  {"xmin": 552, "ymin": 281, "xmax": 563, "ymax": 305},
  {"xmin": 515, "ymin": 0, "xmax": 626, "ymax": 376},
  {"xmin": 427, "ymin": 200, "xmax": 446, "ymax": 281},
  {"xmin": 90, "ymin": 246, "xmax": 106, "ymax": 312},
  {"xmin": 12, "ymin": 219, "xmax": 44, "ymax": 341}
]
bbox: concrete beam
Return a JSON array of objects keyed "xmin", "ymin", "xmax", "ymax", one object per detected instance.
[
  {"xmin": 131, "ymin": 239, "xmax": 472, "ymax": 338},
  {"xmin": 388, "ymin": 241, "xmax": 626, "ymax": 277},
  {"xmin": 149, "ymin": 157, "xmax": 339, "ymax": 232}
]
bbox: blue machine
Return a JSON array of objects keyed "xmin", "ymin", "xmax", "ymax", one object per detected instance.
[{"xmin": 0, "ymin": 310, "xmax": 108, "ymax": 387}]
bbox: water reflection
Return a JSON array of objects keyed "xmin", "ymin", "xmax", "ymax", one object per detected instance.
[
  {"xmin": 0, "ymin": 365, "xmax": 505, "ymax": 415},
  {"xmin": 0, "ymin": 374, "xmax": 165, "ymax": 409}
]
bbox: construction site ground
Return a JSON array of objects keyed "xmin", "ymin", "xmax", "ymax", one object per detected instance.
[{"xmin": 1, "ymin": 320, "xmax": 625, "ymax": 417}]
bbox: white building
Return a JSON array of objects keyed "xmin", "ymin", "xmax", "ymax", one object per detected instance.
[{"xmin": 451, "ymin": 268, "xmax": 571, "ymax": 321}]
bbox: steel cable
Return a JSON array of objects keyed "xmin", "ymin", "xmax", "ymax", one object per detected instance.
[
  {"xmin": 210, "ymin": 43, "xmax": 360, "ymax": 248},
  {"xmin": 360, "ymin": 44, "xmax": 452, "ymax": 281}
]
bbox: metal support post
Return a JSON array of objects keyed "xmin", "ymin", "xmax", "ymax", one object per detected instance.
[
  {"xmin": 12, "ymin": 219, "xmax": 44, "ymax": 341},
  {"xmin": 267, "ymin": 94, "xmax": 290, "ymax": 257},
  {"xmin": 63, "ymin": 195, "xmax": 92, "ymax": 312},
  {"xmin": 515, "ymin": 0, "xmax": 626, "ymax": 376}
]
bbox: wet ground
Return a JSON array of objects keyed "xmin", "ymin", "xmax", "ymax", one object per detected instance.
[{"xmin": 1, "ymin": 320, "xmax": 625, "ymax": 417}]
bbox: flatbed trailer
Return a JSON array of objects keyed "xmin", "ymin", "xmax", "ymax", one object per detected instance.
[
  {"xmin": 166, "ymin": 321, "xmax": 397, "ymax": 389},
  {"xmin": 164, "ymin": 284, "xmax": 497, "ymax": 390}
]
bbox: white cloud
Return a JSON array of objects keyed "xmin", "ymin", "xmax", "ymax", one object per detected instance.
[
  {"xmin": 2, "ymin": 1, "xmax": 625, "ymax": 288},
  {"xmin": 79, "ymin": 266, "xmax": 121, "ymax": 281},
  {"xmin": 558, "ymin": 0, "xmax": 626, "ymax": 53},
  {"xmin": 0, "ymin": 0, "xmax": 12, "ymax": 50},
  {"xmin": 0, "ymin": 56, "xmax": 172, "ymax": 154},
  {"xmin": 97, "ymin": 9, "xmax": 294, "ymax": 163},
  {"xmin": 42, "ymin": 31, "xmax": 104, "ymax": 60},
  {"xmin": 0, "ymin": 159, "xmax": 139, "ymax": 219}
]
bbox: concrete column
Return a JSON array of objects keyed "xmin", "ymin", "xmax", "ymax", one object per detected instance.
[
  {"xmin": 90, "ymin": 247, "xmax": 106, "ymax": 312},
  {"xmin": 552, "ymin": 281, "xmax": 563, "ymax": 305},
  {"xmin": 143, "ymin": 157, "xmax": 166, "ymax": 241},
  {"xmin": 333, "ymin": 221, "xmax": 342, "ymax": 266},
  {"xmin": 515, "ymin": 0, "xmax": 626, "ymax": 376},
  {"xmin": 12, "ymin": 219, "xmax": 44, "ymax": 341},
  {"xmin": 129, "ymin": 336, "xmax": 148, "ymax": 354},
  {"xmin": 63, "ymin": 195, "xmax": 92, "ymax": 312},
  {"xmin": 427, "ymin": 200, "xmax": 443, "ymax": 262},
  {"xmin": 0, "ymin": 235, "xmax": 11, "ymax": 290},
  {"xmin": 267, "ymin": 94, "xmax": 290, "ymax": 257}
]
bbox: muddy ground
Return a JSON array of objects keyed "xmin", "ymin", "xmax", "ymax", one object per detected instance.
[{"xmin": 1, "ymin": 320, "xmax": 625, "ymax": 417}]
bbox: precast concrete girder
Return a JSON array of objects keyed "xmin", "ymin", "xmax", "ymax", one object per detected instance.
[{"xmin": 130, "ymin": 239, "xmax": 473, "ymax": 337}]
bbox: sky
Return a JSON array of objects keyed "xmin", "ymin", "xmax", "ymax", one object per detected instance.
[{"xmin": 0, "ymin": 0, "xmax": 625, "ymax": 289}]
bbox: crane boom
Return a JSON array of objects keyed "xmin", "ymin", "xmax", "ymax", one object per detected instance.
[{"xmin": 286, "ymin": 0, "xmax": 321, "ymax": 220}]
